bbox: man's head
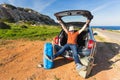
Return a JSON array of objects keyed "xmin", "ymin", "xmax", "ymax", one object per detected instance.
[{"xmin": 69, "ymin": 26, "xmax": 75, "ymax": 31}]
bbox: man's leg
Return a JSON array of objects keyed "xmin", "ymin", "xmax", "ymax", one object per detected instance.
[
  {"xmin": 54, "ymin": 44, "xmax": 70, "ymax": 58},
  {"xmin": 69, "ymin": 44, "xmax": 80, "ymax": 64},
  {"xmin": 69, "ymin": 44, "xmax": 86, "ymax": 71}
]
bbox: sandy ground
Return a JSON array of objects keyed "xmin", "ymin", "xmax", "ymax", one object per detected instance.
[{"xmin": 0, "ymin": 35, "xmax": 120, "ymax": 80}]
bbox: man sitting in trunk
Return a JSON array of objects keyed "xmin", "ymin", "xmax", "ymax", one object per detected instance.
[{"xmin": 49, "ymin": 19, "xmax": 91, "ymax": 71}]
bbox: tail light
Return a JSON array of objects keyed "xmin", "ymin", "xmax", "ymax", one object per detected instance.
[
  {"xmin": 53, "ymin": 36, "xmax": 59, "ymax": 44},
  {"xmin": 88, "ymin": 40, "xmax": 94, "ymax": 49}
]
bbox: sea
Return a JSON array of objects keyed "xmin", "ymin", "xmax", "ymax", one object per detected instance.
[{"xmin": 91, "ymin": 26, "xmax": 120, "ymax": 30}]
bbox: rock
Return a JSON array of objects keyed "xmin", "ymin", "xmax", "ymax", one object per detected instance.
[{"xmin": 0, "ymin": 4, "xmax": 57, "ymax": 25}]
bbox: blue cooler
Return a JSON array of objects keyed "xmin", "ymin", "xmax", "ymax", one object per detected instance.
[{"xmin": 43, "ymin": 43, "xmax": 54, "ymax": 69}]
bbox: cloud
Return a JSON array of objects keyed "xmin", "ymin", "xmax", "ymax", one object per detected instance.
[
  {"xmin": 92, "ymin": 1, "xmax": 120, "ymax": 13},
  {"xmin": 1, "ymin": 0, "xmax": 56, "ymax": 12},
  {"xmin": 8, "ymin": 0, "xmax": 15, "ymax": 5},
  {"xmin": 91, "ymin": 2, "xmax": 112, "ymax": 13},
  {"xmin": 91, "ymin": 1, "xmax": 120, "ymax": 26},
  {"xmin": 0, "ymin": 0, "xmax": 15, "ymax": 4},
  {"xmin": 32, "ymin": 0, "xmax": 56, "ymax": 12}
]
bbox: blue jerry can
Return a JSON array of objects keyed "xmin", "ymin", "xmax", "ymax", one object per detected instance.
[{"xmin": 43, "ymin": 43, "xmax": 54, "ymax": 69}]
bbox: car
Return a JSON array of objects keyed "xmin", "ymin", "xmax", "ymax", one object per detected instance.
[{"xmin": 43, "ymin": 10, "xmax": 96, "ymax": 78}]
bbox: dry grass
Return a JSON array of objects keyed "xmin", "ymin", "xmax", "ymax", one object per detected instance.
[{"xmin": 94, "ymin": 35, "xmax": 106, "ymax": 42}]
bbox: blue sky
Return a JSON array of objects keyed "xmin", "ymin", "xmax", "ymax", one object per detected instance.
[{"xmin": 0, "ymin": 0, "xmax": 120, "ymax": 26}]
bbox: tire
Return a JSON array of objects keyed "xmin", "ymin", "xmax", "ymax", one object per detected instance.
[{"xmin": 43, "ymin": 42, "xmax": 54, "ymax": 69}]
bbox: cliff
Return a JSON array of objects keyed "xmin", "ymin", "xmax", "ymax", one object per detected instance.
[{"xmin": 0, "ymin": 4, "xmax": 56, "ymax": 25}]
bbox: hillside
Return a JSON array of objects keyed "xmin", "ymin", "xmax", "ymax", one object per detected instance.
[{"xmin": 0, "ymin": 4, "xmax": 56, "ymax": 25}]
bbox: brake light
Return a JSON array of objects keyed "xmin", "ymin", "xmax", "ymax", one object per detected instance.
[
  {"xmin": 88, "ymin": 40, "xmax": 94, "ymax": 49},
  {"xmin": 54, "ymin": 36, "xmax": 59, "ymax": 44}
]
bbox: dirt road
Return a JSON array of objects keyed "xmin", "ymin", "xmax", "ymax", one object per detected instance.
[
  {"xmin": 95, "ymin": 29, "xmax": 120, "ymax": 44},
  {"xmin": 0, "ymin": 31, "xmax": 120, "ymax": 80}
]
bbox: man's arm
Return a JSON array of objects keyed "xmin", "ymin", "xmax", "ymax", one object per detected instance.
[
  {"xmin": 58, "ymin": 20, "xmax": 68, "ymax": 34},
  {"xmin": 78, "ymin": 19, "xmax": 91, "ymax": 34}
]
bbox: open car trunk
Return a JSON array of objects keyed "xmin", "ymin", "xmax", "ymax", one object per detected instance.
[
  {"xmin": 54, "ymin": 10, "xmax": 93, "ymax": 50},
  {"xmin": 55, "ymin": 28, "xmax": 91, "ymax": 58},
  {"xmin": 59, "ymin": 30, "xmax": 88, "ymax": 48}
]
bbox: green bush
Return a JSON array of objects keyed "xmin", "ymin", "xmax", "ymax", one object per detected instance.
[
  {"xmin": 0, "ymin": 22, "xmax": 11, "ymax": 29},
  {"xmin": 20, "ymin": 25, "xmax": 28, "ymax": 28}
]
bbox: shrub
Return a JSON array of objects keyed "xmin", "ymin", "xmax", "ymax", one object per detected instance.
[
  {"xmin": 0, "ymin": 22, "xmax": 11, "ymax": 29},
  {"xmin": 20, "ymin": 25, "xmax": 28, "ymax": 29}
]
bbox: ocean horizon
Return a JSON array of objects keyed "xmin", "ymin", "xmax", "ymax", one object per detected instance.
[{"xmin": 91, "ymin": 26, "xmax": 120, "ymax": 30}]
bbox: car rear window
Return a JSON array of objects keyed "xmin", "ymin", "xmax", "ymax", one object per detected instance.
[{"xmin": 62, "ymin": 15, "xmax": 87, "ymax": 23}]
